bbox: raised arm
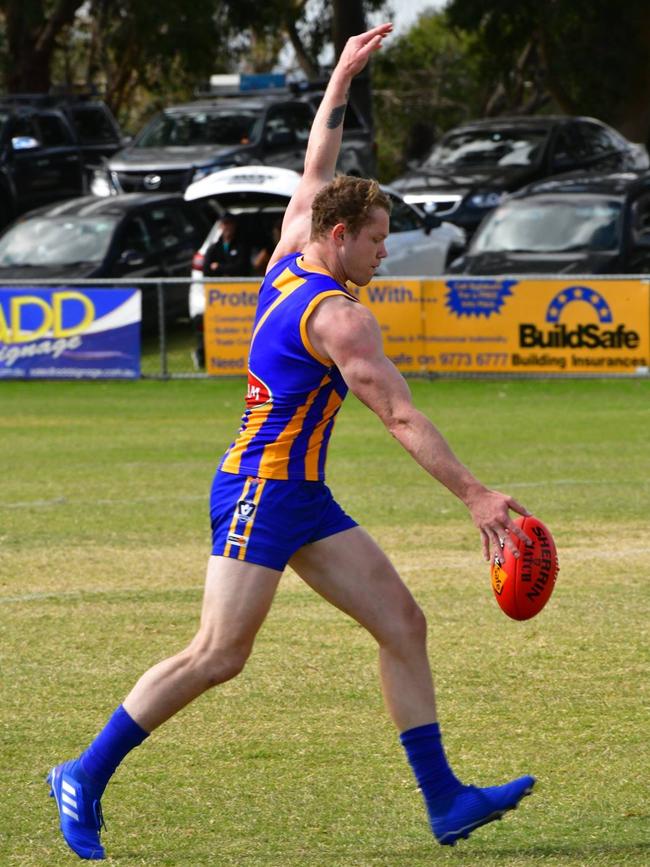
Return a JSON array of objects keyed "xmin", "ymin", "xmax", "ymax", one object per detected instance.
[
  {"xmin": 268, "ymin": 23, "xmax": 392, "ymax": 269},
  {"xmin": 308, "ymin": 297, "xmax": 532, "ymax": 561}
]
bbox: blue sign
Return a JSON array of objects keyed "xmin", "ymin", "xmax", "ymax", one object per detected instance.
[
  {"xmin": 445, "ymin": 279, "xmax": 517, "ymax": 318},
  {"xmin": 0, "ymin": 287, "xmax": 141, "ymax": 379},
  {"xmin": 239, "ymin": 73, "xmax": 286, "ymax": 91}
]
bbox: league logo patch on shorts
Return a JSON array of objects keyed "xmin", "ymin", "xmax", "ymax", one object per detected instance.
[{"xmin": 236, "ymin": 499, "xmax": 257, "ymax": 522}]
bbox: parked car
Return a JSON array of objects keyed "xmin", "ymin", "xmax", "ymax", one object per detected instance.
[
  {"xmin": 90, "ymin": 87, "xmax": 375, "ymax": 198},
  {"xmin": 50, "ymin": 94, "xmax": 127, "ymax": 166},
  {"xmin": 0, "ymin": 193, "xmax": 210, "ymax": 327},
  {"xmin": 448, "ymin": 171, "xmax": 650, "ymax": 275},
  {"xmin": 184, "ymin": 165, "xmax": 467, "ymax": 322},
  {"xmin": 0, "ymin": 99, "xmax": 85, "ymax": 227},
  {"xmin": 391, "ymin": 116, "xmax": 649, "ymax": 236}
]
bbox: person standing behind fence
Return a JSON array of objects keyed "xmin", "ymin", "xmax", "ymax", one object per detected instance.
[{"xmin": 192, "ymin": 212, "xmax": 251, "ymax": 369}]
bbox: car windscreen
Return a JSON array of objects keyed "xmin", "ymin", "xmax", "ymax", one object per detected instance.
[
  {"xmin": 424, "ymin": 128, "xmax": 548, "ymax": 169},
  {"xmin": 135, "ymin": 110, "xmax": 262, "ymax": 148},
  {"xmin": 471, "ymin": 195, "xmax": 623, "ymax": 254},
  {"xmin": 66, "ymin": 106, "xmax": 118, "ymax": 144},
  {"xmin": 0, "ymin": 216, "xmax": 118, "ymax": 266}
]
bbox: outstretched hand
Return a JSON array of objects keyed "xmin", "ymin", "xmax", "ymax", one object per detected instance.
[
  {"xmin": 466, "ymin": 488, "xmax": 532, "ymax": 562},
  {"xmin": 338, "ymin": 23, "xmax": 393, "ymax": 79}
]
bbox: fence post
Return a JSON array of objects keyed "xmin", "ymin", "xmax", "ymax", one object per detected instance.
[{"xmin": 157, "ymin": 280, "xmax": 168, "ymax": 379}]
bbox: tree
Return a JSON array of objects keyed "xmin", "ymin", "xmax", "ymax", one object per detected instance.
[
  {"xmin": 372, "ymin": 9, "xmax": 485, "ymax": 179},
  {"xmin": 0, "ymin": 0, "xmax": 86, "ymax": 91},
  {"xmin": 0, "ymin": 0, "xmax": 389, "ymax": 138},
  {"xmin": 447, "ymin": 0, "xmax": 650, "ymax": 146}
]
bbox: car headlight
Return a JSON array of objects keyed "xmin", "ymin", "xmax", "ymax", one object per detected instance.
[
  {"xmin": 90, "ymin": 169, "xmax": 113, "ymax": 197},
  {"xmin": 192, "ymin": 163, "xmax": 237, "ymax": 183},
  {"xmin": 468, "ymin": 192, "xmax": 504, "ymax": 209}
]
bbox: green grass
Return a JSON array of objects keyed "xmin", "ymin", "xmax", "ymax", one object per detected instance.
[
  {"xmin": 1, "ymin": 379, "xmax": 649, "ymax": 866},
  {"xmin": 140, "ymin": 319, "xmax": 199, "ymax": 377}
]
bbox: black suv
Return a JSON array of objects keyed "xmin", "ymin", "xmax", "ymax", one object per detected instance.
[
  {"xmin": 0, "ymin": 94, "xmax": 125, "ymax": 227},
  {"xmin": 448, "ymin": 171, "xmax": 650, "ymax": 275},
  {"xmin": 391, "ymin": 115, "xmax": 649, "ymax": 236},
  {"xmin": 92, "ymin": 87, "xmax": 375, "ymax": 197}
]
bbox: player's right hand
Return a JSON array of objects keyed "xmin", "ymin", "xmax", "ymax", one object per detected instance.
[{"xmin": 338, "ymin": 23, "xmax": 393, "ymax": 79}]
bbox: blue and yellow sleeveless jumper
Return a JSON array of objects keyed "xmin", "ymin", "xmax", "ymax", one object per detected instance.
[
  {"xmin": 219, "ymin": 252, "xmax": 358, "ymax": 481},
  {"xmin": 210, "ymin": 252, "xmax": 359, "ymax": 569}
]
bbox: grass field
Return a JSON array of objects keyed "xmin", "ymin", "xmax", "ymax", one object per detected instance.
[{"xmin": 1, "ymin": 377, "xmax": 649, "ymax": 866}]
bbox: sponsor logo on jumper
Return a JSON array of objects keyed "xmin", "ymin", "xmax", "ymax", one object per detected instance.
[
  {"xmin": 237, "ymin": 499, "xmax": 257, "ymax": 521},
  {"xmin": 246, "ymin": 370, "xmax": 272, "ymax": 407}
]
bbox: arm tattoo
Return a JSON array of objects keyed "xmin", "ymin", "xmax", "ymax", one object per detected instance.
[{"xmin": 326, "ymin": 102, "xmax": 347, "ymax": 130}]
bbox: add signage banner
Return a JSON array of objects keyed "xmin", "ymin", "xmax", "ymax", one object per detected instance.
[
  {"xmin": 0, "ymin": 287, "xmax": 141, "ymax": 379},
  {"xmin": 423, "ymin": 278, "xmax": 650, "ymax": 375}
]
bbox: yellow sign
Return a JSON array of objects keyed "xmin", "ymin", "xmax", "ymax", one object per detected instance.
[
  {"xmin": 424, "ymin": 278, "xmax": 650, "ymax": 375},
  {"xmin": 204, "ymin": 281, "xmax": 257, "ymax": 376},
  {"xmin": 203, "ymin": 277, "xmax": 650, "ymax": 377},
  {"xmin": 352, "ymin": 279, "xmax": 425, "ymax": 374}
]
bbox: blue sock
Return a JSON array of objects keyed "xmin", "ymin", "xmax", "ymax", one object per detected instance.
[
  {"xmin": 74, "ymin": 705, "xmax": 149, "ymax": 794},
  {"xmin": 400, "ymin": 722, "xmax": 462, "ymax": 809}
]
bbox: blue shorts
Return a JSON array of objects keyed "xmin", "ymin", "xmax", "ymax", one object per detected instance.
[{"xmin": 210, "ymin": 470, "xmax": 358, "ymax": 571}]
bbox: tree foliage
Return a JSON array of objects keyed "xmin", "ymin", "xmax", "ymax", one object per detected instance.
[
  {"xmin": 0, "ymin": 0, "xmax": 388, "ymax": 134},
  {"xmin": 447, "ymin": 0, "xmax": 650, "ymax": 145},
  {"xmin": 372, "ymin": 10, "xmax": 484, "ymax": 180}
]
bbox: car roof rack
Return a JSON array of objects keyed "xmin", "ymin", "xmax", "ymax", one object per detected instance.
[
  {"xmin": 0, "ymin": 86, "xmax": 104, "ymax": 107},
  {"xmin": 194, "ymin": 72, "xmax": 313, "ymax": 100}
]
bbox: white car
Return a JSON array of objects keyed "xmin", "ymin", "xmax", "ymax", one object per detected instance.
[{"xmin": 184, "ymin": 165, "xmax": 466, "ymax": 319}]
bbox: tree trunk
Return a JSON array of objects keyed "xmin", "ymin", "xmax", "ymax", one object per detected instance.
[
  {"xmin": 332, "ymin": 0, "xmax": 373, "ymax": 131},
  {"xmin": 285, "ymin": 17, "xmax": 319, "ymax": 79},
  {"xmin": 4, "ymin": 0, "xmax": 85, "ymax": 91}
]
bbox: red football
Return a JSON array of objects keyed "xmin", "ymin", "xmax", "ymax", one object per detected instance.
[{"xmin": 490, "ymin": 516, "xmax": 559, "ymax": 621}]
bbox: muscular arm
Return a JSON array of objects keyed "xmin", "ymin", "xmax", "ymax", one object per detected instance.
[
  {"xmin": 267, "ymin": 23, "xmax": 392, "ymax": 269},
  {"xmin": 309, "ymin": 298, "xmax": 531, "ymax": 561}
]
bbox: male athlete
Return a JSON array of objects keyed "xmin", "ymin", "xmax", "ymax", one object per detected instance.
[{"xmin": 48, "ymin": 24, "xmax": 536, "ymax": 860}]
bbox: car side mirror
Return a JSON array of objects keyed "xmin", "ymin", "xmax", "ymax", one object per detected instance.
[
  {"xmin": 119, "ymin": 249, "xmax": 146, "ymax": 267},
  {"xmin": 423, "ymin": 212, "xmax": 442, "ymax": 234},
  {"xmin": 11, "ymin": 136, "xmax": 40, "ymax": 151}
]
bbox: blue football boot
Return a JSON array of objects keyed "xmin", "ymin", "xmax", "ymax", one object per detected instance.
[
  {"xmin": 47, "ymin": 761, "xmax": 106, "ymax": 860},
  {"xmin": 429, "ymin": 775, "xmax": 535, "ymax": 846}
]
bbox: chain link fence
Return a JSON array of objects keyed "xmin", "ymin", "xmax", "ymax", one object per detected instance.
[{"xmin": 2, "ymin": 275, "xmax": 649, "ymax": 380}]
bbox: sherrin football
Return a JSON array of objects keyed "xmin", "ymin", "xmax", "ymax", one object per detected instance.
[{"xmin": 491, "ymin": 516, "xmax": 559, "ymax": 621}]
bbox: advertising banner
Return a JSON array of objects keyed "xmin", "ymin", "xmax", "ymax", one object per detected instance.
[
  {"xmin": 203, "ymin": 277, "xmax": 650, "ymax": 377},
  {"xmin": 203, "ymin": 278, "xmax": 426, "ymax": 376},
  {"xmin": 424, "ymin": 278, "xmax": 650, "ymax": 375},
  {"xmin": 352, "ymin": 279, "xmax": 425, "ymax": 374},
  {"xmin": 0, "ymin": 287, "xmax": 141, "ymax": 379},
  {"xmin": 204, "ymin": 281, "xmax": 258, "ymax": 376}
]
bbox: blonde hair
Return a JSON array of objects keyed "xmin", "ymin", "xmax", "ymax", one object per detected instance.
[{"xmin": 310, "ymin": 176, "xmax": 391, "ymax": 240}]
